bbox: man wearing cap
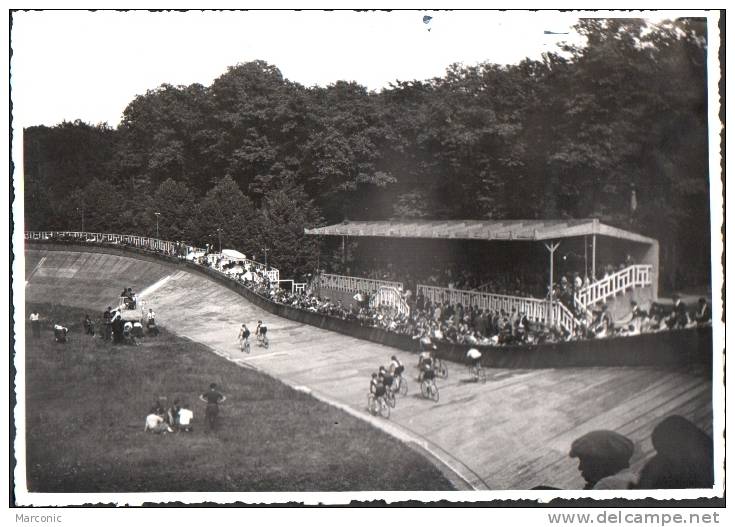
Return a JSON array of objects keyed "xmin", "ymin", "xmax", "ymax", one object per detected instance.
[{"xmin": 569, "ymin": 430, "xmax": 636, "ymax": 489}]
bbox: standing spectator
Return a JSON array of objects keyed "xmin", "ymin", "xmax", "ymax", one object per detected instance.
[
  {"xmin": 103, "ymin": 306, "xmax": 112, "ymax": 341},
  {"xmin": 569, "ymin": 430, "xmax": 636, "ymax": 489},
  {"xmin": 199, "ymin": 383, "xmax": 226, "ymax": 431},
  {"xmin": 29, "ymin": 310, "xmax": 40, "ymax": 338},
  {"xmin": 84, "ymin": 314, "xmax": 95, "ymax": 336}
]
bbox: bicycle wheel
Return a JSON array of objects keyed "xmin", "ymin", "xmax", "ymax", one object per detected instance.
[
  {"xmin": 244, "ymin": 341, "xmax": 251, "ymax": 354},
  {"xmin": 420, "ymin": 380, "xmax": 429, "ymax": 398},
  {"xmin": 367, "ymin": 394, "xmax": 377, "ymax": 415},
  {"xmin": 386, "ymin": 390, "xmax": 396, "ymax": 408},
  {"xmin": 430, "ymin": 382, "xmax": 440, "ymax": 403},
  {"xmin": 379, "ymin": 399, "xmax": 391, "ymax": 419},
  {"xmin": 399, "ymin": 375, "xmax": 408, "ymax": 396},
  {"xmin": 478, "ymin": 367, "xmax": 487, "ymax": 383},
  {"xmin": 264, "ymin": 337, "xmax": 269, "ymax": 349}
]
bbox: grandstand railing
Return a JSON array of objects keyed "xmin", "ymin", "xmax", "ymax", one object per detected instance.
[
  {"xmin": 417, "ymin": 284, "xmax": 578, "ymax": 334},
  {"xmin": 316, "ymin": 273, "xmax": 403, "ymax": 294},
  {"xmin": 25, "ymin": 231, "xmax": 207, "ymax": 257},
  {"xmin": 24, "ymin": 230, "xmax": 285, "ymax": 281},
  {"xmin": 219, "ymin": 253, "xmax": 280, "ymax": 283},
  {"xmin": 369, "ymin": 286, "xmax": 410, "ymax": 317},
  {"xmin": 575, "ymin": 264, "xmax": 653, "ymax": 311}
]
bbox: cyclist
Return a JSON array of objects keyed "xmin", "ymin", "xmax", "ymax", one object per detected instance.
[
  {"xmin": 379, "ymin": 366, "xmax": 395, "ymax": 394},
  {"xmin": 389, "ymin": 355, "xmax": 404, "ymax": 379},
  {"xmin": 256, "ymin": 320, "xmax": 269, "ymax": 347},
  {"xmin": 238, "ymin": 323, "xmax": 251, "ymax": 352},
  {"xmin": 417, "ymin": 348, "xmax": 433, "ymax": 382},
  {"xmin": 369, "ymin": 372, "xmax": 387, "ymax": 407},
  {"xmin": 199, "ymin": 383, "xmax": 226, "ymax": 431},
  {"xmin": 467, "ymin": 347, "xmax": 483, "ymax": 379}
]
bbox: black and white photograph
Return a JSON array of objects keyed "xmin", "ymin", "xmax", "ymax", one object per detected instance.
[{"xmin": 8, "ymin": 6, "xmax": 726, "ymax": 515}]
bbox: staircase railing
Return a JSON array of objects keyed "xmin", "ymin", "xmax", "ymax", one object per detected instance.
[
  {"xmin": 575, "ymin": 264, "xmax": 653, "ymax": 311},
  {"xmin": 369, "ymin": 286, "xmax": 410, "ymax": 317}
]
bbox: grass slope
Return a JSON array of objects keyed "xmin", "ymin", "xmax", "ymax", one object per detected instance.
[{"xmin": 23, "ymin": 303, "xmax": 453, "ymax": 492}]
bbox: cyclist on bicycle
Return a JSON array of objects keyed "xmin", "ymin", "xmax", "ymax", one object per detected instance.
[
  {"xmin": 256, "ymin": 320, "xmax": 268, "ymax": 346},
  {"xmin": 379, "ymin": 366, "xmax": 395, "ymax": 394},
  {"xmin": 389, "ymin": 355, "xmax": 404, "ymax": 378},
  {"xmin": 418, "ymin": 348, "xmax": 433, "ymax": 382},
  {"xmin": 467, "ymin": 347, "xmax": 482, "ymax": 373},
  {"xmin": 370, "ymin": 372, "xmax": 387, "ymax": 403},
  {"xmin": 238, "ymin": 323, "xmax": 250, "ymax": 352}
]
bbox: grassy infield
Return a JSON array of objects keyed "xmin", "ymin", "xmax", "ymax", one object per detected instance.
[{"xmin": 24, "ymin": 303, "xmax": 452, "ymax": 493}]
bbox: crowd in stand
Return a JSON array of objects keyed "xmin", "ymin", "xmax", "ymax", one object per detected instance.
[{"xmin": 30, "ymin": 233, "xmax": 712, "ymax": 349}]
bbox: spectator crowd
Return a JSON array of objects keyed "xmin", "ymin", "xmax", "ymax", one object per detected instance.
[{"xmin": 30, "ymin": 232, "xmax": 712, "ymax": 350}]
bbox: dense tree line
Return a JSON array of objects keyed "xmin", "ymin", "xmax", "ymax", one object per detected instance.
[{"xmin": 23, "ymin": 18, "xmax": 712, "ymax": 288}]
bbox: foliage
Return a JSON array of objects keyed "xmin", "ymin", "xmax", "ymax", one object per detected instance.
[{"xmin": 22, "ymin": 18, "xmax": 712, "ymax": 287}]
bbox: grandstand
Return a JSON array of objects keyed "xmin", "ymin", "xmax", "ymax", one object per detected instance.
[{"xmin": 305, "ymin": 219, "xmax": 661, "ymax": 333}]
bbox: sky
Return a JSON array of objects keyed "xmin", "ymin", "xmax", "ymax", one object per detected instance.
[{"xmin": 8, "ymin": 9, "xmax": 685, "ymax": 128}]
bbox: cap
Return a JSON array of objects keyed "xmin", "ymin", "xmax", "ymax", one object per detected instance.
[{"xmin": 569, "ymin": 430, "xmax": 634, "ymax": 465}]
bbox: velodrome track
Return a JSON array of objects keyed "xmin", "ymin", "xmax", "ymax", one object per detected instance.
[{"xmin": 24, "ymin": 248, "xmax": 714, "ymax": 490}]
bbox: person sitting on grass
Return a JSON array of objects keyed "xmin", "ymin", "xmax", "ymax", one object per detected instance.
[
  {"xmin": 177, "ymin": 402, "xmax": 194, "ymax": 432},
  {"xmin": 145, "ymin": 413, "xmax": 174, "ymax": 434},
  {"xmin": 167, "ymin": 399, "xmax": 182, "ymax": 429},
  {"xmin": 53, "ymin": 324, "xmax": 68, "ymax": 343}
]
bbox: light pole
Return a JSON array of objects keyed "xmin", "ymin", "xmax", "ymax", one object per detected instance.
[
  {"xmin": 154, "ymin": 212, "xmax": 161, "ymax": 239},
  {"xmin": 264, "ymin": 247, "xmax": 269, "ymax": 269},
  {"xmin": 217, "ymin": 228, "xmax": 222, "ymax": 253},
  {"xmin": 545, "ymin": 241, "xmax": 560, "ymax": 325}
]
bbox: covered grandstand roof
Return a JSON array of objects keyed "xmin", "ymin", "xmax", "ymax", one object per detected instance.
[{"xmin": 304, "ymin": 219, "xmax": 656, "ymax": 244}]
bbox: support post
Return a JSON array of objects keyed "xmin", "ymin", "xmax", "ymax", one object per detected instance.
[
  {"xmin": 584, "ymin": 235, "xmax": 588, "ymax": 279},
  {"xmin": 341, "ymin": 235, "xmax": 346, "ymax": 265},
  {"xmin": 545, "ymin": 241, "xmax": 561, "ymax": 325},
  {"xmin": 592, "ymin": 234, "xmax": 597, "ymax": 280}
]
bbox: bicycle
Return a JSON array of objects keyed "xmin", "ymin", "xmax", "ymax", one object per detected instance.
[
  {"xmin": 394, "ymin": 372, "xmax": 408, "ymax": 396},
  {"xmin": 420, "ymin": 377, "xmax": 440, "ymax": 403},
  {"xmin": 468, "ymin": 363, "xmax": 487, "ymax": 383},
  {"xmin": 367, "ymin": 393, "xmax": 391, "ymax": 418},
  {"xmin": 384, "ymin": 387, "xmax": 396, "ymax": 408},
  {"xmin": 240, "ymin": 337, "xmax": 251, "ymax": 354},
  {"xmin": 257, "ymin": 331, "xmax": 269, "ymax": 349}
]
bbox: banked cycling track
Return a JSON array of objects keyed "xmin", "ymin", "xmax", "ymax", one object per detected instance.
[{"xmin": 24, "ymin": 247, "xmax": 714, "ymax": 490}]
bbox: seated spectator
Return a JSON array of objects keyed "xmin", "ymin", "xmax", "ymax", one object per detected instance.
[
  {"xmin": 144, "ymin": 413, "xmax": 173, "ymax": 434},
  {"xmin": 150, "ymin": 397, "xmax": 167, "ymax": 418},
  {"xmin": 167, "ymin": 399, "xmax": 182, "ymax": 428},
  {"xmin": 177, "ymin": 403, "xmax": 194, "ymax": 432},
  {"xmin": 569, "ymin": 430, "xmax": 636, "ymax": 489},
  {"xmin": 666, "ymin": 294, "xmax": 689, "ymax": 329},
  {"xmin": 694, "ymin": 298, "xmax": 711, "ymax": 326},
  {"xmin": 53, "ymin": 324, "xmax": 69, "ymax": 343},
  {"xmin": 636, "ymin": 415, "xmax": 713, "ymax": 489}
]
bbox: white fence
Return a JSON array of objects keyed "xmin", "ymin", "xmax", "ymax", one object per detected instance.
[
  {"xmin": 25, "ymin": 230, "xmax": 207, "ymax": 256},
  {"xmin": 316, "ymin": 273, "xmax": 403, "ymax": 294},
  {"xmin": 575, "ymin": 265, "xmax": 653, "ymax": 311},
  {"xmin": 26, "ymin": 229, "xmax": 282, "ymax": 282}
]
